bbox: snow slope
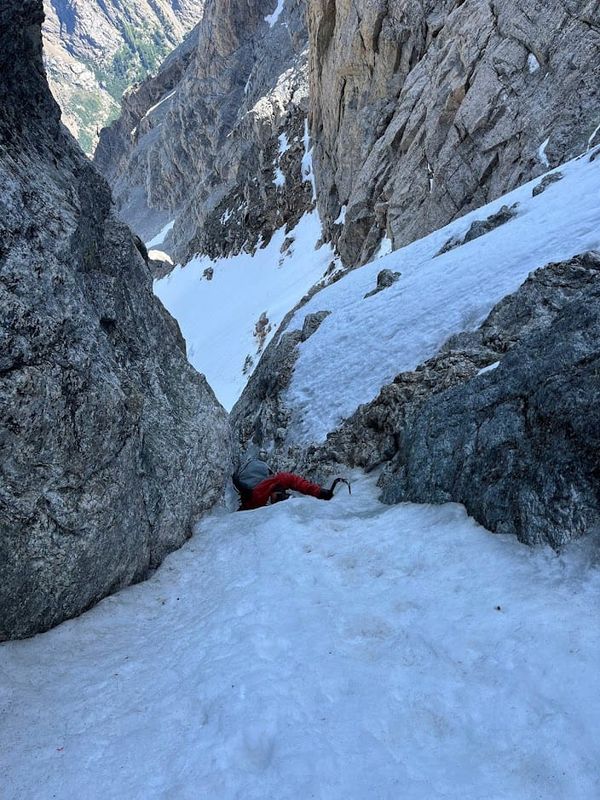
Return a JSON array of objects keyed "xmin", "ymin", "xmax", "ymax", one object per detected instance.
[
  {"xmin": 154, "ymin": 211, "xmax": 335, "ymax": 410},
  {"xmin": 284, "ymin": 152, "xmax": 600, "ymax": 443},
  {"xmin": 1, "ymin": 476, "xmax": 599, "ymax": 800}
]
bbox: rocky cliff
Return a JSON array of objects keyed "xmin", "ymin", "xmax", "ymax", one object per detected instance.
[
  {"xmin": 95, "ymin": 0, "xmax": 315, "ymax": 264},
  {"xmin": 42, "ymin": 0, "xmax": 204, "ymax": 153},
  {"xmin": 309, "ymin": 0, "xmax": 600, "ymax": 265},
  {"xmin": 377, "ymin": 253, "xmax": 600, "ymax": 548},
  {"xmin": 98, "ymin": 0, "xmax": 600, "ymax": 271},
  {"xmin": 0, "ymin": 0, "xmax": 230, "ymax": 640}
]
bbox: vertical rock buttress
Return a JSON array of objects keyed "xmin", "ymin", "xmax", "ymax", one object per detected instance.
[{"xmin": 0, "ymin": 0, "xmax": 231, "ymax": 640}]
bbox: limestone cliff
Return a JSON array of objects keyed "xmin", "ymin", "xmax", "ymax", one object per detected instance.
[
  {"xmin": 0, "ymin": 0, "xmax": 230, "ymax": 640},
  {"xmin": 309, "ymin": 0, "xmax": 600, "ymax": 265},
  {"xmin": 98, "ymin": 0, "xmax": 600, "ymax": 274}
]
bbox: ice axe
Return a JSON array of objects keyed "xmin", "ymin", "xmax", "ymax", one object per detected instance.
[{"xmin": 329, "ymin": 477, "xmax": 351, "ymax": 496}]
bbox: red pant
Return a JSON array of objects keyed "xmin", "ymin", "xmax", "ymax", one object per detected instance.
[{"xmin": 239, "ymin": 472, "xmax": 324, "ymax": 510}]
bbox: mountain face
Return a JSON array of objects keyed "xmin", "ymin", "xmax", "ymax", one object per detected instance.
[
  {"xmin": 42, "ymin": 0, "xmax": 204, "ymax": 153},
  {"xmin": 309, "ymin": 0, "xmax": 600, "ymax": 265},
  {"xmin": 0, "ymin": 0, "xmax": 230, "ymax": 640},
  {"xmin": 97, "ymin": 0, "xmax": 599, "ymax": 270},
  {"xmin": 3, "ymin": 0, "xmax": 597, "ymax": 641},
  {"xmin": 95, "ymin": 0, "xmax": 314, "ymax": 265}
]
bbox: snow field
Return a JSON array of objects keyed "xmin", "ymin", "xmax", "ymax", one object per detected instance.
[
  {"xmin": 1, "ymin": 476, "xmax": 599, "ymax": 800},
  {"xmin": 285, "ymin": 153, "xmax": 600, "ymax": 443},
  {"xmin": 154, "ymin": 211, "xmax": 335, "ymax": 410}
]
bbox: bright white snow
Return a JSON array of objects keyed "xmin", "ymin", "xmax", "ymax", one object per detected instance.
[
  {"xmin": 527, "ymin": 53, "xmax": 541, "ymax": 73},
  {"xmin": 142, "ymin": 89, "xmax": 177, "ymax": 121},
  {"xmin": 146, "ymin": 219, "xmax": 175, "ymax": 249},
  {"xmin": 148, "ymin": 248, "xmax": 173, "ymax": 264},
  {"xmin": 284, "ymin": 152, "xmax": 600, "ymax": 443},
  {"xmin": 301, "ymin": 118, "xmax": 317, "ymax": 201},
  {"xmin": 273, "ymin": 165, "xmax": 286, "ymax": 187},
  {"xmin": 154, "ymin": 211, "xmax": 334, "ymax": 410},
  {"xmin": 477, "ymin": 360, "xmax": 500, "ymax": 376},
  {"xmin": 588, "ymin": 123, "xmax": 600, "ymax": 149},
  {"xmin": 278, "ymin": 132, "xmax": 290, "ymax": 155},
  {"xmin": 375, "ymin": 235, "xmax": 393, "ymax": 259},
  {"xmin": 1, "ymin": 476, "xmax": 599, "ymax": 800},
  {"xmin": 264, "ymin": 0, "xmax": 285, "ymax": 27},
  {"xmin": 334, "ymin": 204, "xmax": 347, "ymax": 225},
  {"xmin": 538, "ymin": 137, "xmax": 551, "ymax": 167}
]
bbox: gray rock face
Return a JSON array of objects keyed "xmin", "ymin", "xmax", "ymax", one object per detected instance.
[
  {"xmin": 364, "ymin": 268, "xmax": 401, "ymax": 298},
  {"xmin": 317, "ymin": 252, "xmax": 600, "ymax": 547},
  {"xmin": 309, "ymin": 0, "xmax": 600, "ymax": 265},
  {"xmin": 380, "ymin": 266, "xmax": 600, "ymax": 547},
  {"xmin": 42, "ymin": 0, "xmax": 204, "ymax": 153},
  {"xmin": 0, "ymin": 0, "xmax": 231, "ymax": 640},
  {"xmin": 232, "ymin": 311, "xmax": 331, "ymax": 459},
  {"xmin": 532, "ymin": 171, "xmax": 564, "ymax": 197},
  {"xmin": 95, "ymin": 0, "xmax": 315, "ymax": 266}
]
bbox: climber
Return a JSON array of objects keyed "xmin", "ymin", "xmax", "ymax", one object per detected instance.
[{"xmin": 233, "ymin": 458, "xmax": 351, "ymax": 511}]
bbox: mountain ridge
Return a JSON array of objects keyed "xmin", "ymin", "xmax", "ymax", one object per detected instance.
[{"xmin": 42, "ymin": 0, "xmax": 204, "ymax": 152}]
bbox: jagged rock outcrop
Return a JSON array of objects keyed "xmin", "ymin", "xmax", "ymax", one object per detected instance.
[
  {"xmin": 231, "ymin": 310, "xmax": 331, "ymax": 458},
  {"xmin": 0, "ymin": 0, "xmax": 231, "ymax": 640},
  {"xmin": 42, "ymin": 0, "xmax": 204, "ymax": 153},
  {"xmin": 95, "ymin": 0, "xmax": 315, "ymax": 263},
  {"xmin": 378, "ymin": 252, "xmax": 600, "ymax": 548},
  {"xmin": 309, "ymin": 0, "xmax": 600, "ymax": 265},
  {"xmin": 232, "ymin": 252, "xmax": 600, "ymax": 547}
]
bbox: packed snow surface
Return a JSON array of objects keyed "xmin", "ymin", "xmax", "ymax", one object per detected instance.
[
  {"xmin": 154, "ymin": 211, "xmax": 334, "ymax": 410},
  {"xmin": 285, "ymin": 152, "xmax": 600, "ymax": 443},
  {"xmin": 1, "ymin": 476, "xmax": 599, "ymax": 800}
]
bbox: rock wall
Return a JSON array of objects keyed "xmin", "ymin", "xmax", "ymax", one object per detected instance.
[
  {"xmin": 231, "ymin": 310, "xmax": 332, "ymax": 460},
  {"xmin": 319, "ymin": 252, "xmax": 600, "ymax": 547},
  {"xmin": 309, "ymin": 0, "xmax": 600, "ymax": 265},
  {"xmin": 95, "ymin": 0, "xmax": 315, "ymax": 265},
  {"xmin": 0, "ymin": 0, "xmax": 231, "ymax": 640}
]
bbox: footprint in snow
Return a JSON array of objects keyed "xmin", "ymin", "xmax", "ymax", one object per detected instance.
[{"xmin": 241, "ymin": 724, "xmax": 276, "ymax": 769}]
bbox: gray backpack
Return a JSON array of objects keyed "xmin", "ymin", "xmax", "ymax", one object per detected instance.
[{"xmin": 232, "ymin": 459, "xmax": 273, "ymax": 496}]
